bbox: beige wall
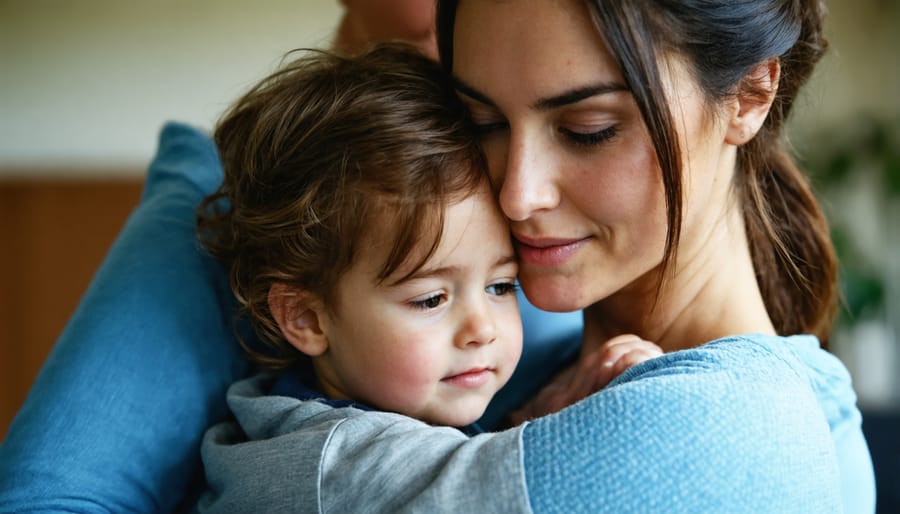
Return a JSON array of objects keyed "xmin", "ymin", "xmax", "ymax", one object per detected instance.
[
  {"xmin": 0, "ymin": 0, "xmax": 342, "ymax": 175},
  {"xmin": 0, "ymin": 179, "xmax": 142, "ymax": 438}
]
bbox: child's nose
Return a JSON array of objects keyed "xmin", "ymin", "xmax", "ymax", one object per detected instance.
[{"xmin": 455, "ymin": 304, "xmax": 497, "ymax": 349}]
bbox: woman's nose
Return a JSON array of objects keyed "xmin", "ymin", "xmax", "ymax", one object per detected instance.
[
  {"xmin": 496, "ymin": 129, "xmax": 559, "ymax": 221},
  {"xmin": 455, "ymin": 301, "xmax": 497, "ymax": 349}
]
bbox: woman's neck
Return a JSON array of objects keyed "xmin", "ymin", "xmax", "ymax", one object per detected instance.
[{"xmin": 582, "ymin": 200, "xmax": 775, "ymax": 354}]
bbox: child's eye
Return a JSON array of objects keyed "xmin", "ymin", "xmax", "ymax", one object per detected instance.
[
  {"xmin": 462, "ymin": 101, "xmax": 507, "ymax": 136},
  {"xmin": 486, "ymin": 281, "xmax": 518, "ymax": 297},
  {"xmin": 472, "ymin": 121, "xmax": 509, "ymax": 136},
  {"xmin": 410, "ymin": 293, "xmax": 447, "ymax": 311}
]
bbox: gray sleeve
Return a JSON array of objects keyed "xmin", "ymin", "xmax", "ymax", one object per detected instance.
[{"xmin": 198, "ymin": 374, "xmax": 532, "ymax": 514}]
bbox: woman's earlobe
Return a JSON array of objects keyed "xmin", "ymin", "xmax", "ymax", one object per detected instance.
[
  {"xmin": 725, "ymin": 58, "xmax": 780, "ymax": 146},
  {"xmin": 268, "ymin": 283, "xmax": 330, "ymax": 357}
]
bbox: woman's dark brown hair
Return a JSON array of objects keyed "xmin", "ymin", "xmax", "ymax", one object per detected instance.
[
  {"xmin": 197, "ymin": 43, "xmax": 486, "ymax": 369},
  {"xmin": 437, "ymin": 0, "xmax": 838, "ymax": 345}
]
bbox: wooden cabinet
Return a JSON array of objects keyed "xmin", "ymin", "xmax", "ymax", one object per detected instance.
[{"xmin": 0, "ymin": 178, "xmax": 142, "ymax": 439}]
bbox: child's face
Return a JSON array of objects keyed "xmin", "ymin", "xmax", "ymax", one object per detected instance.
[{"xmin": 314, "ymin": 185, "xmax": 522, "ymax": 427}]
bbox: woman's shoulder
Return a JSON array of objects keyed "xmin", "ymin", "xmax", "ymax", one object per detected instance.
[
  {"xmin": 522, "ymin": 333, "xmax": 848, "ymax": 513},
  {"xmin": 610, "ymin": 333, "xmax": 858, "ymax": 422},
  {"xmin": 614, "ymin": 333, "xmax": 843, "ymax": 384},
  {"xmin": 685, "ymin": 334, "xmax": 858, "ymax": 427}
]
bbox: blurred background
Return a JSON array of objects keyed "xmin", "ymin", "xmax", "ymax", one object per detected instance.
[{"xmin": 1, "ymin": 0, "xmax": 898, "ymax": 508}]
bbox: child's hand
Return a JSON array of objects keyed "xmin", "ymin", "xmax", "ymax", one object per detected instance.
[{"xmin": 508, "ymin": 334, "xmax": 662, "ymax": 425}]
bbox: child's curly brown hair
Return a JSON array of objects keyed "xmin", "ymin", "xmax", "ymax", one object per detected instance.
[{"xmin": 197, "ymin": 43, "xmax": 487, "ymax": 370}]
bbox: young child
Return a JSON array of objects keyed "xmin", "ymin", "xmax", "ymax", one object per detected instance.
[{"xmin": 198, "ymin": 44, "xmax": 660, "ymax": 432}]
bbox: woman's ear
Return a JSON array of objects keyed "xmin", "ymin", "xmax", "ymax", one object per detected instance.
[
  {"xmin": 268, "ymin": 283, "xmax": 329, "ymax": 357},
  {"xmin": 725, "ymin": 58, "xmax": 780, "ymax": 146}
]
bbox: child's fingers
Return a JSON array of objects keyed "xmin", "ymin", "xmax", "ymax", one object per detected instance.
[
  {"xmin": 565, "ymin": 336, "xmax": 650, "ymax": 394},
  {"xmin": 599, "ymin": 338, "xmax": 662, "ymax": 367},
  {"xmin": 610, "ymin": 348, "xmax": 662, "ymax": 377},
  {"xmin": 509, "ymin": 337, "xmax": 664, "ymax": 423},
  {"xmin": 594, "ymin": 338, "xmax": 663, "ymax": 388}
]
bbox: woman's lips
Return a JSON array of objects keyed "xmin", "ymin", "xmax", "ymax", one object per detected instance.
[
  {"xmin": 442, "ymin": 368, "xmax": 492, "ymax": 388},
  {"xmin": 514, "ymin": 236, "xmax": 589, "ymax": 267}
]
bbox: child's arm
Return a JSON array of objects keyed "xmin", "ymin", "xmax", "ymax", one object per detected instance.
[{"xmin": 508, "ymin": 334, "xmax": 662, "ymax": 424}]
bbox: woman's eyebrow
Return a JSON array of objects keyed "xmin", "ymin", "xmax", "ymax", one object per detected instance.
[
  {"xmin": 533, "ymin": 83, "xmax": 628, "ymax": 110},
  {"xmin": 453, "ymin": 77, "xmax": 628, "ymax": 111}
]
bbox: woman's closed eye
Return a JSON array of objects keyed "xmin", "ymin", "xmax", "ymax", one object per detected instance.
[{"xmin": 559, "ymin": 125, "xmax": 618, "ymax": 147}]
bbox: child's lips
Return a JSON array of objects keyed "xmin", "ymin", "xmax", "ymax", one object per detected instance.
[{"xmin": 442, "ymin": 367, "xmax": 493, "ymax": 388}]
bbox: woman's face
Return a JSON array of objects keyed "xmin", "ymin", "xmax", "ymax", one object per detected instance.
[{"xmin": 452, "ymin": 0, "xmax": 733, "ymax": 313}]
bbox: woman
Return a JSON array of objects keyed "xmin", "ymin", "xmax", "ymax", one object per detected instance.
[
  {"xmin": 439, "ymin": 0, "xmax": 842, "ymax": 417},
  {"xmin": 0, "ymin": 0, "xmax": 875, "ymax": 512}
]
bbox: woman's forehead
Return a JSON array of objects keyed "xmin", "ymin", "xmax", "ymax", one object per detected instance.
[{"xmin": 451, "ymin": 0, "xmax": 624, "ymax": 106}]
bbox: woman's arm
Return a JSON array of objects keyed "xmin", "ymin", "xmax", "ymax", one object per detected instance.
[{"xmin": 0, "ymin": 123, "xmax": 249, "ymax": 513}]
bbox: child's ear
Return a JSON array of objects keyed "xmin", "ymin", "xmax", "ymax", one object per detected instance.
[
  {"xmin": 268, "ymin": 283, "xmax": 329, "ymax": 357},
  {"xmin": 725, "ymin": 58, "xmax": 780, "ymax": 146}
]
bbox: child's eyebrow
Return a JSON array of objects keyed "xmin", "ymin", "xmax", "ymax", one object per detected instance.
[{"xmin": 390, "ymin": 254, "xmax": 518, "ymax": 286}]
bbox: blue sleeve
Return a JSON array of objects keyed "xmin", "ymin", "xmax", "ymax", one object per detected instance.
[
  {"xmin": 522, "ymin": 340, "xmax": 848, "ymax": 513},
  {"xmin": 0, "ymin": 122, "xmax": 250, "ymax": 513}
]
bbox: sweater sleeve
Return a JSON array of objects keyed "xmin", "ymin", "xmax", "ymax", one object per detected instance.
[
  {"xmin": 0, "ymin": 122, "xmax": 249, "ymax": 514},
  {"xmin": 198, "ymin": 374, "xmax": 531, "ymax": 514},
  {"xmin": 199, "ymin": 337, "xmax": 853, "ymax": 514},
  {"xmin": 522, "ymin": 336, "xmax": 845, "ymax": 513}
]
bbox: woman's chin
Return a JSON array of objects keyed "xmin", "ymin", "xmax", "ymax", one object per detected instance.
[{"xmin": 519, "ymin": 275, "xmax": 592, "ymax": 313}]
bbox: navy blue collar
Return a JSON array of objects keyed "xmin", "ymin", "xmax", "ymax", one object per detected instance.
[{"xmin": 269, "ymin": 357, "xmax": 484, "ymax": 435}]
